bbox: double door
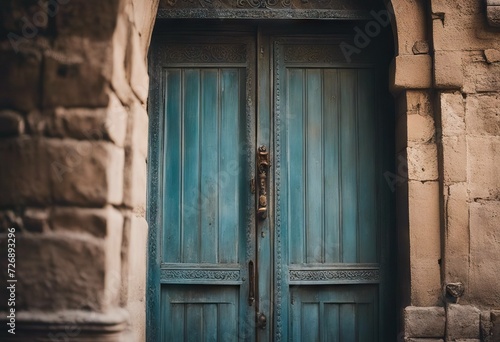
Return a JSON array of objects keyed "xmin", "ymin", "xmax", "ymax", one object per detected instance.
[{"xmin": 148, "ymin": 25, "xmax": 394, "ymax": 341}]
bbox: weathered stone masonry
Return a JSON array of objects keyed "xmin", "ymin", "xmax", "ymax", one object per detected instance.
[{"xmin": 0, "ymin": 0, "xmax": 499, "ymax": 341}]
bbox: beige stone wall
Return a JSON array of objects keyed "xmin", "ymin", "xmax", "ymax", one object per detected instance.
[
  {"xmin": 0, "ymin": 0, "xmax": 157, "ymax": 340},
  {"xmin": 399, "ymin": 0, "xmax": 500, "ymax": 340}
]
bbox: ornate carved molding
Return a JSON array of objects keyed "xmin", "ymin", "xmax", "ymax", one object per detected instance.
[
  {"xmin": 157, "ymin": 0, "xmax": 372, "ymax": 19},
  {"xmin": 160, "ymin": 269, "xmax": 241, "ymax": 283},
  {"xmin": 164, "ymin": 44, "xmax": 247, "ymax": 64},
  {"xmin": 289, "ymin": 268, "xmax": 380, "ymax": 284}
]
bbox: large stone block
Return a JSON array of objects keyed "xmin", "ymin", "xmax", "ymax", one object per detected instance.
[
  {"xmin": 42, "ymin": 49, "xmax": 110, "ymax": 108},
  {"xmin": 0, "ymin": 137, "xmax": 51, "ymax": 206},
  {"xmin": 469, "ymin": 201, "xmax": 500, "ymax": 307},
  {"xmin": 466, "ymin": 94, "xmax": 500, "ymax": 136},
  {"xmin": 444, "ymin": 183, "xmax": 469, "ymax": 284},
  {"xmin": 391, "ymin": 55, "xmax": 432, "ymax": 92},
  {"xmin": 442, "ymin": 135, "xmax": 467, "ymax": 183},
  {"xmin": 123, "ymin": 148, "xmax": 147, "ymax": 209},
  {"xmin": 434, "ymin": 51, "xmax": 463, "ymax": 89},
  {"xmin": 407, "ymin": 144, "xmax": 439, "ymax": 181},
  {"xmin": 463, "ymin": 59, "xmax": 500, "ymax": 93},
  {"xmin": 54, "ymin": 0, "xmax": 120, "ymax": 40},
  {"xmin": 47, "ymin": 139, "xmax": 124, "ymax": 206},
  {"xmin": 492, "ymin": 311, "xmax": 500, "ymax": 341},
  {"xmin": 440, "ymin": 92, "xmax": 465, "ymax": 137},
  {"xmin": 128, "ymin": 28, "xmax": 149, "ymax": 104},
  {"xmin": 0, "ymin": 232, "xmax": 121, "ymax": 312},
  {"xmin": 0, "ymin": 49, "xmax": 41, "ymax": 112},
  {"xmin": 487, "ymin": 5, "xmax": 500, "ymax": 27},
  {"xmin": 404, "ymin": 306, "xmax": 445, "ymax": 338},
  {"xmin": 46, "ymin": 93, "xmax": 128, "ymax": 146},
  {"xmin": 50, "ymin": 206, "xmax": 123, "ymax": 239},
  {"xmin": 467, "ymin": 137, "xmax": 500, "ymax": 200},
  {"xmin": 405, "ymin": 339, "xmax": 443, "ymax": 342},
  {"xmin": 408, "ymin": 181, "xmax": 442, "ymax": 306},
  {"xmin": 446, "ymin": 304, "xmax": 481, "ymax": 340},
  {"xmin": 407, "ymin": 114, "xmax": 435, "ymax": 145}
]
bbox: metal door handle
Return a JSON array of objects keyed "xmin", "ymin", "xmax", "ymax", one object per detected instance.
[
  {"xmin": 257, "ymin": 145, "xmax": 270, "ymax": 220},
  {"xmin": 248, "ymin": 260, "xmax": 255, "ymax": 306}
]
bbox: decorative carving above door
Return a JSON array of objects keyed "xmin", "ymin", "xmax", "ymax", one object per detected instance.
[{"xmin": 158, "ymin": 0, "xmax": 373, "ymax": 19}]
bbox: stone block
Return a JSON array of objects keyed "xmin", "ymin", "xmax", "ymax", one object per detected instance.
[
  {"xmin": 492, "ymin": 311, "xmax": 500, "ymax": 340},
  {"xmin": 54, "ymin": 0, "xmax": 120, "ymax": 40},
  {"xmin": 487, "ymin": 6, "xmax": 500, "ymax": 27},
  {"xmin": 47, "ymin": 140, "xmax": 124, "ymax": 206},
  {"xmin": 442, "ymin": 135, "xmax": 467, "ymax": 183},
  {"xmin": 407, "ymin": 114, "xmax": 435, "ymax": 145},
  {"xmin": 123, "ymin": 148, "xmax": 147, "ymax": 209},
  {"xmin": 407, "ymin": 144, "xmax": 438, "ymax": 181},
  {"xmin": 408, "ymin": 181, "xmax": 441, "ymax": 306},
  {"xmin": 447, "ymin": 304, "xmax": 481, "ymax": 340},
  {"xmin": 440, "ymin": 92, "xmax": 465, "ymax": 137},
  {"xmin": 0, "ymin": 49, "xmax": 41, "ymax": 112},
  {"xmin": 128, "ymin": 101, "xmax": 149, "ymax": 159},
  {"xmin": 42, "ymin": 49, "xmax": 110, "ymax": 108},
  {"xmin": 469, "ymin": 202, "xmax": 500, "ymax": 307},
  {"xmin": 481, "ymin": 311, "xmax": 492, "ymax": 342},
  {"xmin": 111, "ymin": 14, "xmax": 135, "ymax": 106},
  {"xmin": 50, "ymin": 206, "xmax": 123, "ymax": 239},
  {"xmin": 0, "ymin": 137, "xmax": 51, "ymax": 206},
  {"xmin": 0, "ymin": 111, "xmax": 25, "ymax": 137},
  {"xmin": 0, "ymin": 233, "xmax": 121, "ymax": 312},
  {"xmin": 444, "ymin": 183, "xmax": 469, "ymax": 283},
  {"xmin": 484, "ymin": 49, "xmax": 500, "ymax": 64},
  {"xmin": 404, "ymin": 306, "xmax": 445, "ymax": 338},
  {"xmin": 128, "ymin": 28, "xmax": 149, "ymax": 104},
  {"xmin": 467, "ymin": 137, "xmax": 500, "ymax": 200},
  {"xmin": 391, "ymin": 55, "xmax": 432, "ymax": 92},
  {"xmin": 406, "ymin": 90, "xmax": 432, "ymax": 116},
  {"xmin": 463, "ymin": 60, "xmax": 500, "ymax": 93},
  {"xmin": 434, "ymin": 51, "xmax": 463, "ymax": 89},
  {"xmin": 466, "ymin": 94, "xmax": 500, "ymax": 136},
  {"xmin": 405, "ymin": 339, "xmax": 443, "ymax": 342},
  {"xmin": 46, "ymin": 93, "xmax": 128, "ymax": 146}
]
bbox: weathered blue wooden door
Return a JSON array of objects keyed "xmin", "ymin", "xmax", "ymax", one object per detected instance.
[{"xmin": 148, "ymin": 29, "xmax": 394, "ymax": 341}]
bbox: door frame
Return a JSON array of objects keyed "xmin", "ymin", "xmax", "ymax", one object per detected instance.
[{"xmin": 147, "ymin": 21, "xmax": 396, "ymax": 341}]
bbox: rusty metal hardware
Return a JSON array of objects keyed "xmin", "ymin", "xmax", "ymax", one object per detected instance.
[
  {"xmin": 257, "ymin": 145, "xmax": 270, "ymax": 220},
  {"xmin": 248, "ymin": 260, "xmax": 255, "ymax": 306},
  {"xmin": 257, "ymin": 312, "xmax": 267, "ymax": 330}
]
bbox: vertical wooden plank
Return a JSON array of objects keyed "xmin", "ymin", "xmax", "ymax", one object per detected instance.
[
  {"xmin": 305, "ymin": 69, "xmax": 324, "ymax": 264},
  {"xmin": 340, "ymin": 70, "xmax": 359, "ymax": 263},
  {"xmin": 357, "ymin": 70, "xmax": 378, "ymax": 263},
  {"xmin": 357, "ymin": 303, "xmax": 373, "ymax": 342},
  {"xmin": 185, "ymin": 304, "xmax": 203, "ymax": 341},
  {"xmin": 323, "ymin": 69, "xmax": 341, "ymax": 263},
  {"xmin": 324, "ymin": 303, "xmax": 340, "ymax": 342},
  {"xmin": 339, "ymin": 303, "xmax": 356, "ymax": 342},
  {"xmin": 170, "ymin": 303, "xmax": 185, "ymax": 342},
  {"xmin": 182, "ymin": 69, "xmax": 201, "ymax": 263},
  {"xmin": 163, "ymin": 69, "xmax": 182, "ymax": 263},
  {"xmin": 219, "ymin": 302, "xmax": 238, "ymax": 340},
  {"xmin": 203, "ymin": 304, "xmax": 218, "ymax": 342},
  {"xmin": 200, "ymin": 69, "xmax": 219, "ymax": 264},
  {"xmin": 219, "ymin": 69, "xmax": 240, "ymax": 263},
  {"xmin": 287, "ymin": 68, "xmax": 305, "ymax": 264},
  {"xmin": 302, "ymin": 303, "xmax": 320, "ymax": 342}
]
